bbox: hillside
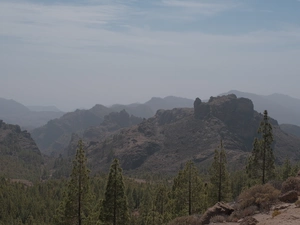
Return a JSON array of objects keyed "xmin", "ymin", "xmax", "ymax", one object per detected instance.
[
  {"xmin": 0, "ymin": 120, "xmax": 43, "ymax": 181},
  {"xmin": 31, "ymin": 104, "xmax": 113, "ymax": 156},
  {"xmin": 223, "ymin": 90, "xmax": 300, "ymax": 126},
  {"xmin": 30, "ymin": 96, "xmax": 195, "ymax": 156},
  {"xmin": 77, "ymin": 94, "xmax": 300, "ymax": 175},
  {"xmin": 280, "ymin": 124, "xmax": 300, "ymax": 138},
  {"xmin": 0, "ymin": 97, "xmax": 64, "ymax": 130}
]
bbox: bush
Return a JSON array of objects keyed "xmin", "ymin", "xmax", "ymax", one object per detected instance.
[
  {"xmin": 238, "ymin": 184, "xmax": 280, "ymax": 211},
  {"xmin": 295, "ymin": 200, "xmax": 300, "ymax": 208},
  {"xmin": 281, "ymin": 177, "xmax": 300, "ymax": 194}
]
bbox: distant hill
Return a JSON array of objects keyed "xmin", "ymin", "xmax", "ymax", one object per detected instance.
[
  {"xmin": 110, "ymin": 103, "xmax": 153, "ymax": 119},
  {"xmin": 27, "ymin": 105, "xmax": 62, "ymax": 112},
  {"xmin": 222, "ymin": 90, "xmax": 300, "ymax": 126},
  {"xmin": 0, "ymin": 120, "xmax": 43, "ymax": 181},
  {"xmin": 65, "ymin": 94, "xmax": 300, "ymax": 176},
  {"xmin": 31, "ymin": 104, "xmax": 113, "ymax": 156},
  {"xmin": 144, "ymin": 96, "xmax": 194, "ymax": 114},
  {"xmin": 280, "ymin": 124, "xmax": 300, "ymax": 138},
  {"xmin": 30, "ymin": 96, "xmax": 196, "ymax": 156},
  {"xmin": 0, "ymin": 97, "xmax": 64, "ymax": 130}
]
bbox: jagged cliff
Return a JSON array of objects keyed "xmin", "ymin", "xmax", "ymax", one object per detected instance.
[{"xmin": 81, "ymin": 94, "xmax": 300, "ymax": 175}]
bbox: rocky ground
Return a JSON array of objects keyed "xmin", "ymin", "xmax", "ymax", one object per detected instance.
[{"xmin": 210, "ymin": 201, "xmax": 300, "ymax": 225}]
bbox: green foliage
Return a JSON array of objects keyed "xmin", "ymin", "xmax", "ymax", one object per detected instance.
[
  {"xmin": 247, "ymin": 110, "xmax": 275, "ymax": 184},
  {"xmin": 209, "ymin": 140, "xmax": 231, "ymax": 204},
  {"xmin": 172, "ymin": 161, "xmax": 204, "ymax": 216},
  {"xmin": 101, "ymin": 158, "xmax": 129, "ymax": 225},
  {"xmin": 55, "ymin": 140, "xmax": 92, "ymax": 225}
]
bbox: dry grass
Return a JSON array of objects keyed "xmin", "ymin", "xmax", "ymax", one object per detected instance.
[{"xmin": 272, "ymin": 210, "xmax": 281, "ymax": 218}]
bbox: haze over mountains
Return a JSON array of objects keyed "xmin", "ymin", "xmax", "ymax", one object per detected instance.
[
  {"xmin": 2, "ymin": 92, "xmax": 300, "ymax": 180},
  {"xmin": 0, "ymin": 97, "xmax": 64, "ymax": 130},
  {"xmin": 223, "ymin": 90, "xmax": 300, "ymax": 126}
]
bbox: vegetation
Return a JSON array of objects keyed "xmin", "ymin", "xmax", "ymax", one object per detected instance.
[
  {"xmin": 209, "ymin": 140, "xmax": 231, "ymax": 204},
  {"xmin": 101, "ymin": 158, "xmax": 129, "ymax": 225},
  {"xmin": 2, "ymin": 108, "xmax": 300, "ymax": 224},
  {"xmin": 247, "ymin": 110, "xmax": 275, "ymax": 184}
]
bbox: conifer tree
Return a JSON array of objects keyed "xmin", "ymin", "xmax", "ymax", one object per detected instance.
[
  {"xmin": 247, "ymin": 110, "xmax": 275, "ymax": 184},
  {"xmin": 209, "ymin": 140, "xmax": 231, "ymax": 204},
  {"xmin": 101, "ymin": 158, "xmax": 129, "ymax": 225},
  {"xmin": 55, "ymin": 140, "xmax": 91, "ymax": 225},
  {"xmin": 172, "ymin": 161, "xmax": 203, "ymax": 216},
  {"xmin": 282, "ymin": 158, "xmax": 292, "ymax": 181}
]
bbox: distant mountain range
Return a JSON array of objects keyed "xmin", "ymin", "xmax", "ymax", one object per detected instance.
[
  {"xmin": 27, "ymin": 105, "xmax": 62, "ymax": 112},
  {"xmin": 30, "ymin": 96, "xmax": 194, "ymax": 155},
  {"xmin": 222, "ymin": 90, "xmax": 300, "ymax": 126},
  {"xmin": 0, "ymin": 98, "xmax": 64, "ymax": 130},
  {"xmin": 65, "ymin": 94, "xmax": 300, "ymax": 175}
]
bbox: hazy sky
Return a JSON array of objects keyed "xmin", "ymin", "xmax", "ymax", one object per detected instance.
[{"xmin": 1, "ymin": 0, "xmax": 300, "ymax": 111}]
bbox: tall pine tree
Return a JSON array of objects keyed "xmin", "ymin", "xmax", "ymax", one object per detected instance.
[
  {"xmin": 209, "ymin": 140, "xmax": 231, "ymax": 204},
  {"xmin": 55, "ymin": 139, "xmax": 91, "ymax": 225},
  {"xmin": 101, "ymin": 158, "xmax": 129, "ymax": 225},
  {"xmin": 172, "ymin": 161, "xmax": 203, "ymax": 216},
  {"xmin": 247, "ymin": 110, "xmax": 275, "ymax": 184}
]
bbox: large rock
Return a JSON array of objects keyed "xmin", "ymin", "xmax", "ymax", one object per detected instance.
[
  {"xmin": 279, "ymin": 190, "xmax": 298, "ymax": 203},
  {"xmin": 199, "ymin": 202, "xmax": 234, "ymax": 225}
]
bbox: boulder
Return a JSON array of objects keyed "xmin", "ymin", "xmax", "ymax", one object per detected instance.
[
  {"xmin": 279, "ymin": 190, "xmax": 298, "ymax": 203},
  {"xmin": 199, "ymin": 202, "xmax": 234, "ymax": 225},
  {"xmin": 239, "ymin": 216, "xmax": 258, "ymax": 225}
]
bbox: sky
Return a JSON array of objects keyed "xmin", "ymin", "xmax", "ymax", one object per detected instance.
[{"xmin": 1, "ymin": 0, "xmax": 300, "ymax": 111}]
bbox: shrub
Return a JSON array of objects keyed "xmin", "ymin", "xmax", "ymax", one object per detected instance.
[
  {"xmin": 281, "ymin": 177, "xmax": 300, "ymax": 194},
  {"xmin": 295, "ymin": 200, "xmax": 300, "ymax": 208},
  {"xmin": 210, "ymin": 215, "xmax": 226, "ymax": 223},
  {"xmin": 238, "ymin": 183, "xmax": 280, "ymax": 211},
  {"xmin": 272, "ymin": 210, "xmax": 281, "ymax": 218}
]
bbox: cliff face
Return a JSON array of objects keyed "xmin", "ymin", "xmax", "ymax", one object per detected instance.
[
  {"xmin": 0, "ymin": 120, "xmax": 43, "ymax": 181},
  {"xmin": 81, "ymin": 94, "xmax": 300, "ymax": 175}
]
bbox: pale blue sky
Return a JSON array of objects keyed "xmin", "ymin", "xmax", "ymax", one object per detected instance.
[{"xmin": 1, "ymin": 0, "xmax": 300, "ymax": 111}]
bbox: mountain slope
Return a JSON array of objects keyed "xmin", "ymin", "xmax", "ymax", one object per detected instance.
[
  {"xmin": 223, "ymin": 90, "xmax": 300, "ymax": 126},
  {"xmin": 280, "ymin": 124, "xmax": 300, "ymax": 138},
  {"xmin": 0, "ymin": 120, "xmax": 43, "ymax": 181},
  {"xmin": 31, "ymin": 104, "xmax": 113, "ymax": 156},
  {"xmin": 0, "ymin": 97, "xmax": 64, "ymax": 130},
  {"xmin": 81, "ymin": 94, "xmax": 300, "ymax": 175}
]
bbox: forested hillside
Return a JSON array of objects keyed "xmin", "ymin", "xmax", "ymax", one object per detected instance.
[{"xmin": 0, "ymin": 120, "xmax": 43, "ymax": 181}]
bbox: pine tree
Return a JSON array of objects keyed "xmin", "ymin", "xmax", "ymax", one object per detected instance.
[
  {"xmin": 55, "ymin": 140, "xmax": 91, "ymax": 225},
  {"xmin": 101, "ymin": 158, "xmax": 129, "ymax": 225},
  {"xmin": 282, "ymin": 158, "xmax": 292, "ymax": 181},
  {"xmin": 209, "ymin": 140, "xmax": 231, "ymax": 204},
  {"xmin": 247, "ymin": 110, "xmax": 275, "ymax": 184},
  {"xmin": 172, "ymin": 161, "xmax": 203, "ymax": 216}
]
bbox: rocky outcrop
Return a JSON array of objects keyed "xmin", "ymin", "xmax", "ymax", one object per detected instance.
[
  {"xmin": 199, "ymin": 202, "xmax": 234, "ymax": 224},
  {"xmin": 85, "ymin": 95, "xmax": 300, "ymax": 174}
]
